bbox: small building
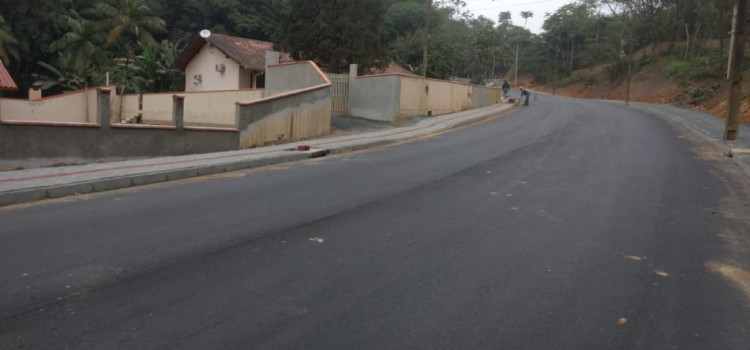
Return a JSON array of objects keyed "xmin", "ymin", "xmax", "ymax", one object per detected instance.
[
  {"xmin": 0, "ymin": 60, "xmax": 18, "ymax": 93},
  {"xmin": 173, "ymin": 32, "xmax": 293, "ymax": 92}
]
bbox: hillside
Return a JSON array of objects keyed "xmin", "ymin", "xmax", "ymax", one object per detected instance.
[{"xmin": 532, "ymin": 44, "xmax": 750, "ymax": 124}]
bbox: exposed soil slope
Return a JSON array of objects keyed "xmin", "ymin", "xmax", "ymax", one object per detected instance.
[{"xmin": 531, "ymin": 45, "xmax": 749, "ymax": 124}]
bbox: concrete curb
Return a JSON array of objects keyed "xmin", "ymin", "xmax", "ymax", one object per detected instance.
[{"xmin": 0, "ymin": 106, "xmax": 513, "ymax": 207}]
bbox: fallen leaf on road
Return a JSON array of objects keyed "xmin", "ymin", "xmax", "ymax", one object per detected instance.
[
  {"xmin": 617, "ymin": 317, "xmax": 628, "ymax": 325},
  {"xmin": 490, "ymin": 192, "xmax": 499, "ymax": 196},
  {"xmin": 654, "ymin": 269, "xmax": 669, "ymax": 277},
  {"xmin": 309, "ymin": 237, "xmax": 325, "ymax": 244},
  {"xmin": 624, "ymin": 255, "xmax": 643, "ymax": 261}
]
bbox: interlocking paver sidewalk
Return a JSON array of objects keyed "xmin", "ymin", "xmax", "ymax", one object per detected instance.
[{"xmin": 0, "ymin": 103, "xmax": 514, "ymax": 206}]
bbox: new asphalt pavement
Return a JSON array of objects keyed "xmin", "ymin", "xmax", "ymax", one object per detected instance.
[{"xmin": 1, "ymin": 94, "xmax": 749, "ymax": 349}]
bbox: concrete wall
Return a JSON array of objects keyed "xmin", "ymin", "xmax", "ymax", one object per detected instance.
[
  {"xmin": 471, "ymin": 85, "xmax": 501, "ymax": 108},
  {"xmin": 185, "ymin": 43, "xmax": 248, "ymax": 91},
  {"xmin": 237, "ymin": 86, "xmax": 331, "ymax": 148},
  {"xmin": 349, "ymin": 74, "xmax": 401, "ymax": 122},
  {"xmin": 265, "ymin": 61, "xmax": 328, "ymax": 97},
  {"xmin": 236, "ymin": 61, "xmax": 332, "ymax": 148},
  {"xmin": 0, "ymin": 90, "xmax": 240, "ymax": 169},
  {"xmin": 348, "ymin": 69, "xmax": 500, "ymax": 123},
  {"xmin": 399, "ymin": 76, "xmax": 473, "ymax": 117},
  {"xmin": 119, "ymin": 89, "xmax": 264, "ymax": 126},
  {"xmin": 0, "ymin": 87, "xmax": 110, "ymax": 123}
]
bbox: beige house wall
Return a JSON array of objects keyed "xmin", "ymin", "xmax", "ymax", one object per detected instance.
[
  {"xmin": 184, "ymin": 90, "xmax": 263, "ymax": 126},
  {"xmin": 110, "ymin": 94, "xmax": 140, "ymax": 123},
  {"xmin": 1, "ymin": 87, "xmax": 112, "ymax": 123},
  {"xmin": 113, "ymin": 89, "xmax": 264, "ymax": 127},
  {"xmin": 185, "ymin": 44, "xmax": 247, "ymax": 92}
]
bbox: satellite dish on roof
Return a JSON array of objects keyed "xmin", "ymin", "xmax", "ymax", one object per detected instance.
[{"xmin": 199, "ymin": 29, "xmax": 211, "ymax": 39}]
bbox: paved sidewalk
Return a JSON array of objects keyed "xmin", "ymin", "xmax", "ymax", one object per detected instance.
[{"xmin": 0, "ymin": 103, "xmax": 514, "ymax": 206}]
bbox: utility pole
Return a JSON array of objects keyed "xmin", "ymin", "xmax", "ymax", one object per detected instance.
[
  {"xmin": 625, "ymin": 38, "xmax": 632, "ymax": 106},
  {"xmin": 724, "ymin": 0, "xmax": 747, "ymax": 140},
  {"xmin": 422, "ymin": 0, "xmax": 431, "ymax": 77},
  {"xmin": 514, "ymin": 44, "xmax": 519, "ymax": 86}
]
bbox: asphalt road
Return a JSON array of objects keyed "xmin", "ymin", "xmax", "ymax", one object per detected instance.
[{"xmin": 1, "ymin": 95, "xmax": 749, "ymax": 349}]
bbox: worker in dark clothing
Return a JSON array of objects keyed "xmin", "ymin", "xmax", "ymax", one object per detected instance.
[
  {"xmin": 520, "ymin": 87, "xmax": 530, "ymax": 106},
  {"xmin": 501, "ymin": 80, "xmax": 511, "ymax": 100}
]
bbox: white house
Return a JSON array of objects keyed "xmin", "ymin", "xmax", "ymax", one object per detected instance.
[{"xmin": 173, "ymin": 32, "xmax": 293, "ymax": 92}]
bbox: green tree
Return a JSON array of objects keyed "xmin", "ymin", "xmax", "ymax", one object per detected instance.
[
  {"xmin": 0, "ymin": 15, "xmax": 19, "ymax": 66},
  {"xmin": 520, "ymin": 11, "xmax": 534, "ymax": 27},
  {"xmin": 95, "ymin": 0, "xmax": 166, "ymax": 51},
  {"xmin": 49, "ymin": 14, "xmax": 109, "ymax": 80},
  {"xmin": 95, "ymin": 0, "xmax": 165, "ymax": 118},
  {"xmin": 34, "ymin": 60, "xmax": 86, "ymax": 91},
  {"xmin": 278, "ymin": 0, "xmax": 388, "ymax": 73},
  {"xmin": 131, "ymin": 38, "xmax": 181, "ymax": 92},
  {"xmin": 382, "ymin": 0, "xmax": 425, "ymax": 44},
  {"xmin": 0, "ymin": 0, "xmax": 67, "ymax": 89},
  {"xmin": 466, "ymin": 17, "xmax": 500, "ymax": 82}
]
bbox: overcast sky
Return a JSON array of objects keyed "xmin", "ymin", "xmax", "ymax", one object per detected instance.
[{"xmin": 464, "ymin": 0, "xmax": 577, "ymax": 34}]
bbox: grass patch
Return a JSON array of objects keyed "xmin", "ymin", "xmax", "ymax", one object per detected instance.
[{"xmin": 660, "ymin": 50, "xmax": 729, "ymax": 81}]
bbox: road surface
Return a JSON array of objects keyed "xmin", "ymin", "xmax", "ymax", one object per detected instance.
[{"xmin": 1, "ymin": 95, "xmax": 749, "ymax": 349}]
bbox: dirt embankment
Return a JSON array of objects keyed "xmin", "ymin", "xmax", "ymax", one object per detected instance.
[{"xmin": 527, "ymin": 43, "xmax": 749, "ymax": 124}]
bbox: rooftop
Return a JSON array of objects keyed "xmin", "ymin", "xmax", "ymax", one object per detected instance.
[
  {"xmin": 0, "ymin": 60, "xmax": 19, "ymax": 91},
  {"xmin": 173, "ymin": 33, "xmax": 293, "ymax": 71}
]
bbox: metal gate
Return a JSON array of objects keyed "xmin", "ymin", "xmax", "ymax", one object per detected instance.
[{"xmin": 326, "ymin": 73, "xmax": 349, "ymax": 116}]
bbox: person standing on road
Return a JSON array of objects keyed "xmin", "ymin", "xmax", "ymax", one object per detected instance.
[
  {"xmin": 502, "ymin": 80, "xmax": 511, "ymax": 100},
  {"xmin": 520, "ymin": 87, "xmax": 530, "ymax": 106}
]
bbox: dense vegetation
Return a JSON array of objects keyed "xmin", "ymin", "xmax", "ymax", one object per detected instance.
[{"xmin": 0, "ymin": 0, "xmax": 743, "ymax": 96}]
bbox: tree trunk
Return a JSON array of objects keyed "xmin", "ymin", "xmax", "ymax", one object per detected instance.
[
  {"xmin": 685, "ymin": 23, "xmax": 690, "ymax": 59},
  {"xmin": 569, "ymin": 41, "xmax": 574, "ymax": 73}
]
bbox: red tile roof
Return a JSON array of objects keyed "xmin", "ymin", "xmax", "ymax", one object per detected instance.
[
  {"xmin": 0, "ymin": 60, "xmax": 18, "ymax": 91},
  {"xmin": 173, "ymin": 33, "xmax": 293, "ymax": 71}
]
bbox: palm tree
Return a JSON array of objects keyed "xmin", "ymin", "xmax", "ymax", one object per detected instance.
[
  {"xmin": 95, "ymin": 0, "xmax": 165, "ymax": 117},
  {"xmin": 95, "ymin": 0, "xmax": 166, "ymax": 51},
  {"xmin": 514, "ymin": 11, "xmax": 534, "ymax": 85},
  {"xmin": 34, "ymin": 60, "xmax": 86, "ymax": 91},
  {"xmin": 520, "ymin": 11, "xmax": 534, "ymax": 28},
  {"xmin": 0, "ymin": 15, "xmax": 19, "ymax": 67},
  {"xmin": 49, "ymin": 15, "xmax": 108, "ymax": 81}
]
